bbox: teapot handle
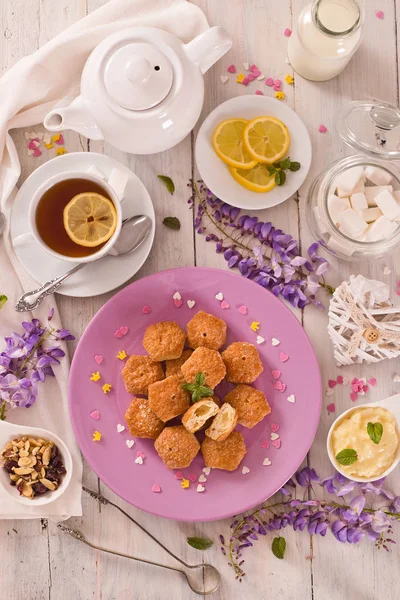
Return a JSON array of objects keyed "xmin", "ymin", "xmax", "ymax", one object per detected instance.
[{"xmin": 185, "ymin": 26, "xmax": 232, "ymax": 75}]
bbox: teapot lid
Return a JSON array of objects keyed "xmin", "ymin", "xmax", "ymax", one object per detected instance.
[{"xmin": 103, "ymin": 42, "xmax": 173, "ymax": 111}]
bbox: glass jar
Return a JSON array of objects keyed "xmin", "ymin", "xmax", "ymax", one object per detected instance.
[
  {"xmin": 287, "ymin": 0, "xmax": 363, "ymax": 81},
  {"xmin": 307, "ymin": 100, "xmax": 400, "ymax": 261}
]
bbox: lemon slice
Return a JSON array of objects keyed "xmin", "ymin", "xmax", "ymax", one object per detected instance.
[
  {"xmin": 243, "ymin": 116, "xmax": 290, "ymax": 164},
  {"xmin": 63, "ymin": 193, "xmax": 117, "ymax": 247},
  {"xmin": 229, "ymin": 164, "xmax": 276, "ymax": 193},
  {"xmin": 212, "ymin": 118, "xmax": 258, "ymax": 170}
]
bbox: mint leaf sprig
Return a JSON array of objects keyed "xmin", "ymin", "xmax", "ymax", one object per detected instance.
[
  {"xmin": 266, "ymin": 157, "xmax": 301, "ymax": 186},
  {"xmin": 335, "ymin": 448, "xmax": 358, "ymax": 466},
  {"xmin": 367, "ymin": 422, "xmax": 383, "ymax": 445},
  {"xmin": 187, "ymin": 536, "xmax": 214, "ymax": 550},
  {"xmin": 272, "ymin": 536, "xmax": 286, "ymax": 559},
  {"xmin": 182, "ymin": 372, "xmax": 214, "ymax": 403}
]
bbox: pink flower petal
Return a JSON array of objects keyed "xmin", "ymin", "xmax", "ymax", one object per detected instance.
[
  {"xmin": 227, "ymin": 64, "xmax": 237, "ymax": 74},
  {"xmin": 272, "ymin": 370, "xmax": 281, "ymax": 380},
  {"xmin": 319, "ymin": 124, "xmax": 328, "ymax": 133},
  {"xmin": 368, "ymin": 378, "xmax": 377, "ymax": 386},
  {"xmin": 350, "ymin": 392, "xmax": 358, "ymax": 402},
  {"xmin": 327, "ymin": 403, "xmax": 336, "ymax": 413},
  {"xmin": 284, "ymin": 28, "xmax": 292, "ymax": 37},
  {"xmin": 376, "ymin": 10, "xmax": 384, "ymax": 19},
  {"xmin": 328, "ymin": 379, "xmax": 337, "ymax": 389},
  {"xmin": 336, "ymin": 375, "xmax": 344, "ymax": 384}
]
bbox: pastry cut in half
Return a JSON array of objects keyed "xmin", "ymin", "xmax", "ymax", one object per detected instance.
[
  {"xmin": 205, "ymin": 403, "xmax": 238, "ymax": 442},
  {"xmin": 182, "ymin": 398, "xmax": 219, "ymax": 433}
]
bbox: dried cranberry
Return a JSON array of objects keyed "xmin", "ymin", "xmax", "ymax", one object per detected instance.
[
  {"xmin": 9, "ymin": 480, "xmax": 16, "ymax": 487},
  {"xmin": 46, "ymin": 469, "xmax": 59, "ymax": 483},
  {"xmin": 32, "ymin": 483, "xmax": 48, "ymax": 494},
  {"xmin": 50, "ymin": 445, "xmax": 59, "ymax": 461},
  {"xmin": 51, "ymin": 455, "xmax": 60, "ymax": 468},
  {"xmin": 16, "ymin": 482, "xmax": 24, "ymax": 495},
  {"xmin": 3, "ymin": 460, "xmax": 18, "ymax": 473},
  {"xmin": 56, "ymin": 465, "xmax": 66, "ymax": 476}
]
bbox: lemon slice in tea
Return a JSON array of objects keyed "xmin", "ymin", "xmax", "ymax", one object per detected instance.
[{"xmin": 63, "ymin": 193, "xmax": 117, "ymax": 247}]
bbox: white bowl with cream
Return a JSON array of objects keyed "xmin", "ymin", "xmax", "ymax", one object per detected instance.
[{"xmin": 327, "ymin": 394, "xmax": 400, "ymax": 482}]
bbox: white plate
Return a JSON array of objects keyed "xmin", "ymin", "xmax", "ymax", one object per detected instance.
[
  {"xmin": 195, "ymin": 96, "xmax": 312, "ymax": 210},
  {"xmin": 11, "ymin": 152, "xmax": 155, "ymax": 298}
]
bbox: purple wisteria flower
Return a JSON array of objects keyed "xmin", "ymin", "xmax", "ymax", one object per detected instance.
[{"xmin": 189, "ymin": 182, "xmax": 334, "ymax": 308}]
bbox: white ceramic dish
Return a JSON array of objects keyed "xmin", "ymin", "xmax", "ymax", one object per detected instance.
[
  {"xmin": 195, "ymin": 95, "xmax": 312, "ymax": 210},
  {"xmin": 0, "ymin": 421, "xmax": 73, "ymax": 507},
  {"xmin": 10, "ymin": 152, "xmax": 155, "ymax": 298},
  {"xmin": 327, "ymin": 394, "xmax": 400, "ymax": 482}
]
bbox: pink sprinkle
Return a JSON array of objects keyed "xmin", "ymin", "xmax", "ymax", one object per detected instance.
[
  {"xmin": 255, "ymin": 90, "xmax": 264, "ymax": 96},
  {"xmin": 265, "ymin": 77, "xmax": 274, "ymax": 87},
  {"xmin": 351, "ymin": 377, "xmax": 359, "ymax": 385},
  {"xmin": 273, "ymin": 79, "xmax": 282, "ymax": 88},
  {"xmin": 247, "ymin": 73, "xmax": 257, "ymax": 82},
  {"xmin": 114, "ymin": 326, "xmax": 129, "ymax": 339},
  {"xmin": 251, "ymin": 68, "xmax": 262, "ymax": 77},
  {"xmin": 351, "ymin": 383, "xmax": 360, "ymax": 393},
  {"xmin": 241, "ymin": 77, "xmax": 251, "ymax": 86},
  {"xmin": 327, "ymin": 403, "xmax": 336, "ymax": 413},
  {"xmin": 284, "ymin": 28, "xmax": 292, "ymax": 37},
  {"xmin": 271, "ymin": 423, "xmax": 280, "ymax": 433},
  {"xmin": 151, "ymin": 484, "xmax": 161, "ymax": 493},
  {"xmin": 368, "ymin": 378, "xmax": 377, "ymax": 386},
  {"xmin": 94, "ymin": 354, "xmax": 103, "ymax": 365},
  {"xmin": 175, "ymin": 471, "xmax": 184, "ymax": 480},
  {"xmin": 136, "ymin": 451, "xmax": 146, "ymax": 459},
  {"xmin": 272, "ymin": 370, "xmax": 281, "ymax": 380},
  {"xmin": 336, "ymin": 375, "xmax": 344, "ymax": 384},
  {"xmin": 238, "ymin": 305, "xmax": 248, "ymax": 315},
  {"xmin": 328, "ymin": 379, "xmax": 337, "ymax": 389},
  {"xmin": 249, "ymin": 64, "xmax": 258, "ymax": 73},
  {"xmin": 273, "ymin": 84, "xmax": 281, "ymax": 92},
  {"xmin": 188, "ymin": 473, "xmax": 197, "ymax": 483},
  {"xmin": 142, "ymin": 305, "xmax": 152, "ymax": 314},
  {"xmin": 33, "ymin": 148, "xmax": 42, "ymax": 157},
  {"xmin": 280, "ymin": 352, "xmax": 289, "ymax": 363},
  {"xmin": 350, "ymin": 392, "xmax": 358, "ymax": 402},
  {"xmin": 376, "ymin": 10, "xmax": 384, "ymax": 19},
  {"xmin": 28, "ymin": 139, "xmax": 40, "ymax": 150},
  {"xmin": 90, "ymin": 410, "xmax": 100, "ymax": 420},
  {"xmin": 319, "ymin": 124, "xmax": 328, "ymax": 133},
  {"xmin": 272, "ymin": 439, "xmax": 281, "ymax": 449},
  {"xmin": 363, "ymin": 385, "xmax": 369, "ymax": 393},
  {"xmin": 174, "ymin": 298, "xmax": 183, "ymax": 308},
  {"xmin": 397, "ymin": 280, "xmax": 400, "ymax": 287},
  {"xmin": 274, "ymin": 381, "xmax": 287, "ymax": 392},
  {"xmin": 55, "ymin": 134, "xmax": 65, "ymax": 145},
  {"xmin": 396, "ymin": 291, "xmax": 400, "ymax": 297},
  {"xmin": 221, "ymin": 300, "xmax": 230, "ymax": 309},
  {"xmin": 261, "ymin": 439, "xmax": 270, "ymax": 449},
  {"xmin": 227, "ymin": 64, "xmax": 237, "ymax": 74}
]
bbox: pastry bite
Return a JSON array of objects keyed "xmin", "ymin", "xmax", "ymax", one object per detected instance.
[
  {"xmin": 202, "ymin": 431, "xmax": 247, "ymax": 471},
  {"xmin": 154, "ymin": 425, "xmax": 200, "ymax": 469},
  {"xmin": 186, "ymin": 310, "xmax": 227, "ymax": 350},
  {"xmin": 224, "ymin": 384, "xmax": 271, "ymax": 428},
  {"xmin": 124, "ymin": 397, "xmax": 165, "ymax": 439},
  {"xmin": 205, "ymin": 403, "xmax": 238, "ymax": 442},
  {"xmin": 122, "ymin": 355, "xmax": 164, "ymax": 395},
  {"xmin": 181, "ymin": 347, "xmax": 226, "ymax": 389},
  {"xmin": 148, "ymin": 375, "xmax": 190, "ymax": 422},
  {"xmin": 182, "ymin": 398, "xmax": 219, "ymax": 433},
  {"xmin": 165, "ymin": 349, "xmax": 193, "ymax": 377},
  {"xmin": 222, "ymin": 342, "xmax": 264, "ymax": 384},
  {"xmin": 143, "ymin": 321, "xmax": 186, "ymax": 361}
]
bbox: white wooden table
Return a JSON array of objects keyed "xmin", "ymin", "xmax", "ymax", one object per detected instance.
[{"xmin": 2, "ymin": 1, "xmax": 400, "ymax": 598}]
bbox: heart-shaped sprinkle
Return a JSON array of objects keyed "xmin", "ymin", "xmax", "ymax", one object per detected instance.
[
  {"xmin": 135, "ymin": 456, "xmax": 143, "ymax": 465},
  {"xmin": 393, "ymin": 374, "xmax": 400, "ymax": 383},
  {"xmin": 137, "ymin": 451, "xmax": 145, "ymax": 459},
  {"xmin": 261, "ymin": 439, "xmax": 270, "ymax": 449},
  {"xmin": 142, "ymin": 305, "xmax": 152, "ymax": 314},
  {"xmin": 280, "ymin": 352, "xmax": 289, "ymax": 362},
  {"xmin": 175, "ymin": 471, "xmax": 184, "ymax": 480},
  {"xmin": 256, "ymin": 336, "xmax": 265, "ymax": 345},
  {"xmin": 265, "ymin": 77, "xmax": 274, "ymax": 86},
  {"xmin": 327, "ymin": 403, "xmax": 336, "ymax": 413},
  {"xmin": 221, "ymin": 300, "xmax": 230, "ymax": 309},
  {"xmin": 325, "ymin": 388, "xmax": 334, "ymax": 397},
  {"xmin": 272, "ymin": 439, "xmax": 281, "ymax": 449},
  {"xmin": 173, "ymin": 291, "xmax": 181, "ymax": 300},
  {"xmin": 152, "ymin": 484, "xmax": 161, "ymax": 493},
  {"xmin": 287, "ymin": 394, "xmax": 296, "ymax": 404},
  {"xmin": 284, "ymin": 27, "xmax": 292, "ymax": 36},
  {"xmin": 270, "ymin": 432, "xmax": 279, "ymax": 441},
  {"xmin": 203, "ymin": 467, "xmax": 211, "ymax": 476},
  {"xmin": 196, "ymin": 484, "xmax": 205, "ymax": 493},
  {"xmin": 238, "ymin": 305, "xmax": 248, "ymax": 315},
  {"xmin": 117, "ymin": 424, "xmax": 125, "ymax": 433},
  {"xmin": 227, "ymin": 64, "xmax": 237, "ymax": 74},
  {"xmin": 198, "ymin": 474, "xmax": 207, "ymax": 483},
  {"xmin": 350, "ymin": 392, "xmax": 358, "ymax": 402},
  {"xmin": 383, "ymin": 266, "xmax": 391, "ymax": 275},
  {"xmin": 318, "ymin": 124, "xmax": 328, "ymax": 134},
  {"xmin": 271, "ymin": 338, "xmax": 280, "ymax": 346},
  {"xmin": 187, "ymin": 473, "xmax": 197, "ymax": 483},
  {"xmin": 271, "ymin": 423, "xmax": 280, "ymax": 433},
  {"xmin": 263, "ymin": 458, "xmax": 272, "ymax": 466},
  {"xmin": 126, "ymin": 440, "xmax": 135, "ymax": 449},
  {"xmin": 90, "ymin": 410, "xmax": 100, "ymax": 420},
  {"xmin": 368, "ymin": 378, "xmax": 377, "ymax": 387},
  {"xmin": 114, "ymin": 326, "xmax": 129, "ymax": 339},
  {"xmin": 94, "ymin": 355, "xmax": 103, "ymax": 365},
  {"xmin": 174, "ymin": 298, "xmax": 183, "ymax": 308},
  {"xmin": 215, "ymin": 292, "xmax": 224, "ymax": 301},
  {"xmin": 187, "ymin": 300, "xmax": 196, "ymax": 309},
  {"xmin": 273, "ymin": 381, "xmax": 286, "ymax": 392},
  {"xmin": 241, "ymin": 466, "xmax": 250, "ymax": 475},
  {"xmin": 328, "ymin": 379, "xmax": 337, "ymax": 389},
  {"xmin": 376, "ymin": 9, "xmax": 384, "ymax": 19},
  {"xmin": 272, "ymin": 370, "xmax": 281, "ymax": 380},
  {"xmin": 220, "ymin": 75, "xmax": 229, "ymax": 84},
  {"xmin": 336, "ymin": 375, "xmax": 344, "ymax": 384}
]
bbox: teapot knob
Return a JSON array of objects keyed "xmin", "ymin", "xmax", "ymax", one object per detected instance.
[{"xmin": 125, "ymin": 57, "xmax": 152, "ymax": 84}]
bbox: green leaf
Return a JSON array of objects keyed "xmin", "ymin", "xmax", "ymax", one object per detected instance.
[
  {"xmin": 182, "ymin": 382, "xmax": 197, "ymax": 393},
  {"xmin": 335, "ymin": 448, "xmax": 358, "ymax": 466},
  {"xmin": 367, "ymin": 422, "xmax": 383, "ymax": 445},
  {"xmin": 279, "ymin": 157, "xmax": 291, "ymax": 171},
  {"xmin": 272, "ymin": 536, "xmax": 286, "ymax": 559},
  {"xmin": 266, "ymin": 166, "xmax": 277, "ymax": 174},
  {"xmin": 272, "ymin": 161, "xmax": 281, "ymax": 169},
  {"xmin": 198, "ymin": 385, "xmax": 214, "ymax": 397},
  {"xmin": 187, "ymin": 537, "xmax": 214, "ymax": 551},
  {"xmin": 289, "ymin": 161, "xmax": 301, "ymax": 172},
  {"xmin": 162, "ymin": 217, "xmax": 181, "ymax": 230},
  {"xmin": 158, "ymin": 175, "xmax": 175, "ymax": 195},
  {"xmin": 192, "ymin": 389, "xmax": 203, "ymax": 403},
  {"xmin": 275, "ymin": 170, "xmax": 286, "ymax": 186},
  {"xmin": 0, "ymin": 295, "xmax": 8, "ymax": 309},
  {"xmin": 195, "ymin": 372, "xmax": 206, "ymax": 386}
]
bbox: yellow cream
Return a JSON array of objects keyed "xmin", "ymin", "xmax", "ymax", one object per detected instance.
[{"xmin": 331, "ymin": 407, "xmax": 399, "ymax": 479}]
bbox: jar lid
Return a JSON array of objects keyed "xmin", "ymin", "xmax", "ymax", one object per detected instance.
[
  {"xmin": 103, "ymin": 42, "xmax": 173, "ymax": 111},
  {"xmin": 337, "ymin": 100, "xmax": 400, "ymax": 160}
]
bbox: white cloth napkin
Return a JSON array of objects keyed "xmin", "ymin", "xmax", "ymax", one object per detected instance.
[{"xmin": 0, "ymin": 0, "xmax": 208, "ymax": 519}]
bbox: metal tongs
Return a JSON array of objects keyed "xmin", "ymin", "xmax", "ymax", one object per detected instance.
[{"xmin": 57, "ymin": 487, "xmax": 221, "ymax": 596}]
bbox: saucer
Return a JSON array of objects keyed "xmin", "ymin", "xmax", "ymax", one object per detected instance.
[
  {"xmin": 11, "ymin": 153, "xmax": 155, "ymax": 297},
  {"xmin": 195, "ymin": 95, "xmax": 312, "ymax": 210}
]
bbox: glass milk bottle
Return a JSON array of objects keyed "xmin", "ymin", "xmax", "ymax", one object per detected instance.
[{"xmin": 287, "ymin": 0, "xmax": 363, "ymax": 81}]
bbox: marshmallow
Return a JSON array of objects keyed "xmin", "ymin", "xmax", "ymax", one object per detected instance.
[
  {"xmin": 352, "ymin": 179, "xmax": 366, "ymax": 194},
  {"xmin": 334, "ymin": 166, "xmax": 365, "ymax": 195},
  {"xmin": 359, "ymin": 207, "xmax": 383, "ymax": 223},
  {"xmin": 365, "ymin": 185, "xmax": 393, "ymax": 206},
  {"xmin": 365, "ymin": 216, "xmax": 398, "ymax": 242},
  {"xmin": 327, "ymin": 236, "xmax": 354, "ymax": 257},
  {"xmin": 337, "ymin": 188, "xmax": 350, "ymax": 198},
  {"xmin": 364, "ymin": 166, "xmax": 392, "ymax": 187},
  {"xmin": 337, "ymin": 208, "xmax": 368, "ymax": 239},
  {"xmin": 375, "ymin": 190, "xmax": 400, "ymax": 221},
  {"xmin": 350, "ymin": 192, "xmax": 368, "ymax": 211},
  {"xmin": 87, "ymin": 165, "xmax": 106, "ymax": 180},
  {"xmin": 328, "ymin": 194, "xmax": 350, "ymax": 224}
]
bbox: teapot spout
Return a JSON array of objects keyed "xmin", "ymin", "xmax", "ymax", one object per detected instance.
[
  {"xmin": 185, "ymin": 26, "xmax": 232, "ymax": 75},
  {"xmin": 44, "ymin": 96, "xmax": 103, "ymax": 140}
]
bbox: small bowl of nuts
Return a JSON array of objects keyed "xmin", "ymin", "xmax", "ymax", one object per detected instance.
[{"xmin": 0, "ymin": 422, "xmax": 72, "ymax": 506}]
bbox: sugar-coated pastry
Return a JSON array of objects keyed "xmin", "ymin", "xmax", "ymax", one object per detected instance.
[
  {"xmin": 222, "ymin": 342, "xmax": 264, "ymax": 384},
  {"xmin": 181, "ymin": 347, "xmax": 226, "ymax": 389},
  {"xmin": 182, "ymin": 399, "xmax": 219, "ymax": 433},
  {"xmin": 201, "ymin": 431, "xmax": 247, "ymax": 471},
  {"xmin": 186, "ymin": 310, "xmax": 227, "ymax": 350},
  {"xmin": 143, "ymin": 321, "xmax": 186, "ymax": 361},
  {"xmin": 154, "ymin": 426, "xmax": 200, "ymax": 469},
  {"xmin": 224, "ymin": 384, "xmax": 271, "ymax": 428},
  {"xmin": 148, "ymin": 375, "xmax": 190, "ymax": 422},
  {"xmin": 165, "ymin": 349, "xmax": 193, "ymax": 378},
  {"xmin": 205, "ymin": 403, "xmax": 238, "ymax": 442},
  {"xmin": 121, "ymin": 355, "xmax": 164, "ymax": 395},
  {"xmin": 124, "ymin": 397, "xmax": 165, "ymax": 439}
]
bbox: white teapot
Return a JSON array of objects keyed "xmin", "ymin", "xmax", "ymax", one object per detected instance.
[{"xmin": 44, "ymin": 27, "xmax": 232, "ymax": 155}]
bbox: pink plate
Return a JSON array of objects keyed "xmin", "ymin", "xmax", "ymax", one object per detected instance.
[{"xmin": 69, "ymin": 267, "xmax": 321, "ymax": 521}]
